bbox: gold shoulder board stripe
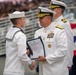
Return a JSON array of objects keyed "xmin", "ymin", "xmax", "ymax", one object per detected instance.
[
  {"xmin": 61, "ymin": 19, "xmax": 67, "ymax": 23},
  {"xmin": 55, "ymin": 25, "xmax": 64, "ymax": 30}
]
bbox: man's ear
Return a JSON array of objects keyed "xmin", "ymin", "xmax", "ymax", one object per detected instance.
[
  {"xmin": 58, "ymin": 8, "xmax": 62, "ymax": 13},
  {"xmin": 16, "ymin": 18, "xmax": 20, "ymax": 24},
  {"xmin": 47, "ymin": 16, "xmax": 52, "ymax": 21}
]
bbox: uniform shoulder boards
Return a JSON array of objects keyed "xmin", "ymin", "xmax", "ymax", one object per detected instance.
[
  {"xmin": 61, "ymin": 19, "xmax": 67, "ymax": 23},
  {"xmin": 55, "ymin": 25, "xmax": 64, "ymax": 30}
]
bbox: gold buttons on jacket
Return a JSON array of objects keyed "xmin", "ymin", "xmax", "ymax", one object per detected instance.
[{"xmin": 48, "ymin": 44, "xmax": 51, "ymax": 48}]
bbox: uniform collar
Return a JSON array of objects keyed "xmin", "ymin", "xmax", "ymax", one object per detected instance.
[
  {"xmin": 54, "ymin": 15, "xmax": 64, "ymax": 22},
  {"xmin": 13, "ymin": 25, "xmax": 24, "ymax": 33},
  {"xmin": 43, "ymin": 23, "xmax": 54, "ymax": 32}
]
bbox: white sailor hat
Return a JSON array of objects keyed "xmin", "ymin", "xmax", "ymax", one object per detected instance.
[
  {"xmin": 8, "ymin": 11, "xmax": 25, "ymax": 19},
  {"xmin": 37, "ymin": 7, "xmax": 55, "ymax": 18},
  {"xmin": 49, "ymin": 0, "xmax": 67, "ymax": 9}
]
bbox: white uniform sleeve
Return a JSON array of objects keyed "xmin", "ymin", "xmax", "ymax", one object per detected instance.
[
  {"xmin": 34, "ymin": 30, "xmax": 39, "ymax": 38},
  {"xmin": 16, "ymin": 32, "xmax": 32, "ymax": 65},
  {"xmin": 46, "ymin": 29, "xmax": 68, "ymax": 65},
  {"xmin": 62, "ymin": 22, "xmax": 74, "ymax": 67}
]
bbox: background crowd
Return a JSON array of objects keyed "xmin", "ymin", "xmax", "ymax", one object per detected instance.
[
  {"xmin": 0, "ymin": 0, "xmax": 76, "ymax": 18},
  {"xmin": 0, "ymin": 0, "xmax": 51, "ymax": 18}
]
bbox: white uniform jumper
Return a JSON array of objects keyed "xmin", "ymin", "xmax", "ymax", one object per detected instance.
[{"xmin": 3, "ymin": 26, "xmax": 32, "ymax": 75}]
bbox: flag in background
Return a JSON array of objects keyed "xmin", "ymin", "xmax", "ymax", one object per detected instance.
[{"xmin": 70, "ymin": 23, "xmax": 76, "ymax": 56}]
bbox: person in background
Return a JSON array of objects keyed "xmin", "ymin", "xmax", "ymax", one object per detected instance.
[
  {"xmin": 70, "ymin": 23, "xmax": 76, "ymax": 75},
  {"xmin": 34, "ymin": 6, "xmax": 69, "ymax": 75},
  {"xmin": 3, "ymin": 11, "xmax": 35, "ymax": 75},
  {"xmin": 49, "ymin": 0, "xmax": 74, "ymax": 73}
]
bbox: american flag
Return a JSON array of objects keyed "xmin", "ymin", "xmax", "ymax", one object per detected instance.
[{"xmin": 70, "ymin": 23, "xmax": 76, "ymax": 56}]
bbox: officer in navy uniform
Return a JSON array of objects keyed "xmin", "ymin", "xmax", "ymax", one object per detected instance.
[
  {"xmin": 49, "ymin": 0, "xmax": 74, "ymax": 74},
  {"xmin": 3, "ymin": 11, "xmax": 35, "ymax": 75},
  {"xmin": 34, "ymin": 6, "xmax": 69, "ymax": 75}
]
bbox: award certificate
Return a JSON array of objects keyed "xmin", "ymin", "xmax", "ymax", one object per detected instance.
[{"xmin": 27, "ymin": 37, "xmax": 45, "ymax": 60}]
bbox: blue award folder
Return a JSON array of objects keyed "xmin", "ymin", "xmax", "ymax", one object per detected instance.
[{"xmin": 27, "ymin": 37, "xmax": 46, "ymax": 60}]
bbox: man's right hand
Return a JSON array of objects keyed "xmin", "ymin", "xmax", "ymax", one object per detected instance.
[
  {"xmin": 29, "ymin": 61, "xmax": 35, "ymax": 70},
  {"xmin": 26, "ymin": 49, "xmax": 30, "ymax": 55}
]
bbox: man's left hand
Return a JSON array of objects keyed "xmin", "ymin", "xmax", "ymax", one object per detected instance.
[{"xmin": 36, "ymin": 56, "xmax": 46, "ymax": 62}]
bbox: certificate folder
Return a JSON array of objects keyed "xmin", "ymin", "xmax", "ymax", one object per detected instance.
[{"xmin": 27, "ymin": 37, "xmax": 46, "ymax": 60}]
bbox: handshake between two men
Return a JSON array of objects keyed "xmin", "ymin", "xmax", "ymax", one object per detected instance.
[{"xmin": 26, "ymin": 49, "xmax": 46, "ymax": 70}]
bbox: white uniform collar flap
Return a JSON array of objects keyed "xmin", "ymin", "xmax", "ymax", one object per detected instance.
[{"xmin": 6, "ymin": 27, "xmax": 20, "ymax": 40}]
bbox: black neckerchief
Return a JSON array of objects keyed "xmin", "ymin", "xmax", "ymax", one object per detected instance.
[{"xmin": 13, "ymin": 26, "xmax": 24, "ymax": 33}]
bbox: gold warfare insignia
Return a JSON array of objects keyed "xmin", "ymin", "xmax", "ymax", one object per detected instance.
[
  {"xmin": 48, "ymin": 44, "xmax": 51, "ymax": 48},
  {"xmin": 61, "ymin": 19, "xmax": 67, "ymax": 23},
  {"xmin": 47, "ymin": 32, "xmax": 54, "ymax": 38},
  {"xmin": 55, "ymin": 25, "xmax": 64, "ymax": 30}
]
